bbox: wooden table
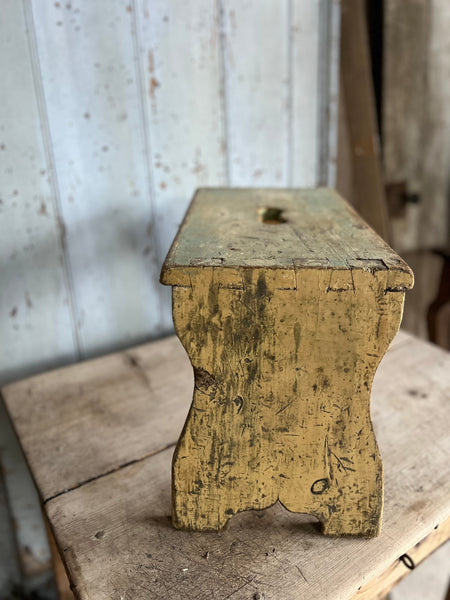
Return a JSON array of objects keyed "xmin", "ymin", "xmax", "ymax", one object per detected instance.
[{"xmin": 2, "ymin": 331, "xmax": 450, "ymax": 600}]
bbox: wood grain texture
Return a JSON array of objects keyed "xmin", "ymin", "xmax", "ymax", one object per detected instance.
[
  {"xmin": 0, "ymin": 0, "xmax": 78, "ymax": 383},
  {"xmin": 5, "ymin": 331, "xmax": 447, "ymax": 599},
  {"xmin": 354, "ymin": 515, "xmax": 450, "ymax": 600},
  {"xmin": 2, "ymin": 335, "xmax": 192, "ymax": 502},
  {"xmin": 291, "ymin": 1, "xmax": 320, "ymax": 186},
  {"xmin": 161, "ymin": 188, "xmax": 411, "ymax": 278},
  {"xmin": 383, "ymin": 0, "xmax": 450, "ymax": 251},
  {"xmin": 340, "ymin": 0, "xmax": 389, "ymax": 241},
  {"xmin": 318, "ymin": 0, "xmax": 341, "ymax": 187},
  {"xmin": 161, "ymin": 189, "xmax": 413, "ymax": 535}
]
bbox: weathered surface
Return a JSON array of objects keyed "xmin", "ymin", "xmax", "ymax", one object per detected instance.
[
  {"xmin": 1, "ymin": 335, "xmax": 192, "ymax": 501},
  {"xmin": 384, "ymin": 0, "xmax": 450, "ymax": 252},
  {"xmin": 4, "ymin": 331, "xmax": 450, "ymax": 599},
  {"xmin": 161, "ymin": 188, "xmax": 411, "ymax": 280},
  {"xmin": 161, "ymin": 188, "xmax": 414, "ymax": 535},
  {"xmin": 339, "ymin": 0, "xmax": 389, "ymax": 240}
]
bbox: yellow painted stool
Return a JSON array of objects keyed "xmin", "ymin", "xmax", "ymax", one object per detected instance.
[{"xmin": 161, "ymin": 188, "xmax": 414, "ymax": 535}]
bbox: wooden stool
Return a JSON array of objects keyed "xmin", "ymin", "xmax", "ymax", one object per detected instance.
[
  {"xmin": 2, "ymin": 331, "xmax": 450, "ymax": 599},
  {"xmin": 160, "ymin": 188, "xmax": 414, "ymax": 535}
]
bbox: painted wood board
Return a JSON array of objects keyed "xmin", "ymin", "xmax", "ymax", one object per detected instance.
[
  {"xmin": 221, "ymin": 0, "xmax": 290, "ymax": 187},
  {"xmin": 4, "ymin": 330, "xmax": 450, "ymax": 598},
  {"xmin": 0, "ymin": 0, "xmax": 78, "ymax": 384},
  {"xmin": 137, "ymin": 0, "xmax": 227, "ymax": 331},
  {"xmin": 340, "ymin": 0, "xmax": 389, "ymax": 241},
  {"xmin": 31, "ymin": 0, "xmax": 163, "ymax": 357},
  {"xmin": 161, "ymin": 188, "xmax": 413, "ymax": 276},
  {"xmin": 0, "ymin": 465, "xmax": 21, "ymax": 595},
  {"xmin": 291, "ymin": 1, "xmax": 320, "ymax": 187},
  {"xmin": 0, "ymin": 400, "xmax": 52, "ymax": 577}
]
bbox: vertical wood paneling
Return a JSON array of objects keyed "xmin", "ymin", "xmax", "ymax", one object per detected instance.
[
  {"xmin": 291, "ymin": 1, "xmax": 320, "ymax": 186},
  {"xmin": 31, "ymin": 0, "xmax": 163, "ymax": 356},
  {"xmin": 221, "ymin": 0, "xmax": 290, "ymax": 186},
  {"xmin": 318, "ymin": 0, "xmax": 341, "ymax": 187},
  {"xmin": 0, "ymin": 0, "xmax": 78, "ymax": 383},
  {"xmin": 137, "ymin": 0, "xmax": 227, "ymax": 329}
]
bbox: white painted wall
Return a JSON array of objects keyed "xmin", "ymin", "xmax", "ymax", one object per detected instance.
[
  {"xmin": 1, "ymin": 0, "xmax": 339, "ymax": 380},
  {"xmin": 0, "ymin": 0, "xmax": 340, "ymax": 590}
]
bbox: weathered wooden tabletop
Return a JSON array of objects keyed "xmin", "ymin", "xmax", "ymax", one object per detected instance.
[{"xmin": 3, "ymin": 331, "xmax": 450, "ymax": 600}]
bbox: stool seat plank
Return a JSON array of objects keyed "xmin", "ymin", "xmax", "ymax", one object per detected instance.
[
  {"xmin": 3, "ymin": 331, "xmax": 450, "ymax": 600},
  {"xmin": 161, "ymin": 187, "xmax": 412, "ymax": 281}
]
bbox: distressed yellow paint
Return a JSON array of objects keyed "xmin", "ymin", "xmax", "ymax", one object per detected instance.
[{"xmin": 161, "ymin": 188, "xmax": 414, "ymax": 536}]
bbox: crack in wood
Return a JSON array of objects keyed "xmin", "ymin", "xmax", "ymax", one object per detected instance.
[{"xmin": 43, "ymin": 441, "xmax": 177, "ymax": 504}]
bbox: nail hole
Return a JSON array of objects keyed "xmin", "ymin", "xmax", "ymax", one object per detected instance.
[{"xmin": 258, "ymin": 206, "xmax": 286, "ymax": 224}]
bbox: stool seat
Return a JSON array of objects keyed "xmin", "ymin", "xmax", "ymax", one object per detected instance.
[{"xmin": 2, "ymin": 330, "xmax": 450, "ymax": 599}]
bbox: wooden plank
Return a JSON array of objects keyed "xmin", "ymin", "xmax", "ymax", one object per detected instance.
[
  {"xmin": 2, "ymin": 335, "xmax": 192, "ymax": 502},
  {"xmin": 399, "ymin": 250, "xmax": 443, "ymax": 339},
  {"xmin": 0, "ymin": 1, "xmax": 78, "ymax": 384},
  {"xmin": 383, "ymin": 0, "xmax": 450, "ymax": 252},
  {"xmin": 221, "ymin": 0, "xmax": 289, "ymax": 187},
  {"xmin": 390, "ymin": 541, "xmax": 450, "ymax": 600},
  {"xmin": 336, "ymin": 66, "xmax": 355, "ymax": 204},
  {"xmin": 31, "ymin": 0, "xmax": 163, "ymax": 356},
  {"xmin": 161, "ymin": 188, "xmax": 413, "ymax": 277},
  {"xmin": 354, "ymin": 515, "xmax": 450, "ymax": 599},
  {"xmin": 340, "ymin": 0, "xmax": 389, "ymax": 240},
  {"xmin": 31, "ymin": 331, "xmax": 450, "ymax": 599},
  {"xmin": 291, "ymin": 1, "xmax": 320, "ymax": 186},
  {"xmin": 417, "ymin": 2, "xmax": 450, "ymax": 249},
  {"xmin": 136, "ymin": 0, "xmax": 226, "ymax": 331}
]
